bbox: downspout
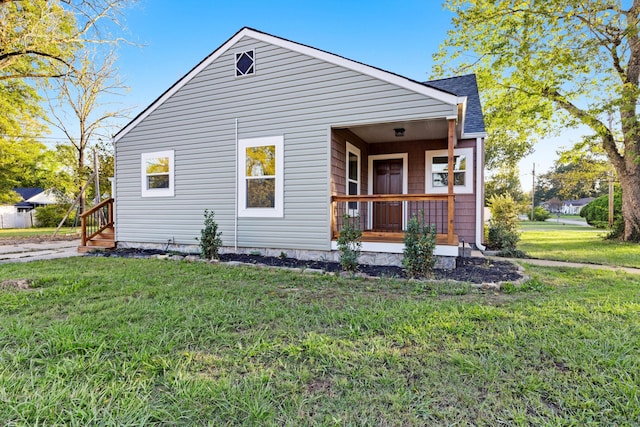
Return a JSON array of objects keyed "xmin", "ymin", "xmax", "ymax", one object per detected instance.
[
  {"xmin": 475, "ymin": 136, "xmax": 486, "ymax": 250},
  {"xmin": 234, "ymin": 118, "xmax": 238, "ymax": 251},
  {"xmin": 112, "ymin": 136, "xmax": 117, "ymax": 243}
]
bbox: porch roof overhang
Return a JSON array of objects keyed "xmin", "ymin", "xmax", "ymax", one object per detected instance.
[
  {"xmin": 343, "ymin": 118, "xmax": 449, "ymax": 144},
  {"xmin": 336, "ymin": 114, "xmax": 476, "ymax": 145}
]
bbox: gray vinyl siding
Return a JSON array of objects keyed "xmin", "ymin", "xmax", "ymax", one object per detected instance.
[{"xmin": 115, "ymin": 35, "xmax": 457, "ymax": 250}]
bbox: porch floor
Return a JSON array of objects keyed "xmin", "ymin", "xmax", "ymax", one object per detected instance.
[{"xmin": 335, "ymin": 230, "xmax": 459, "ymax": 246}]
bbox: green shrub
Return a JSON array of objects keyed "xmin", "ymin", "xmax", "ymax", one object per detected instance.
[
  {"xmin": 403, "ymin": 212, "xmax": 437, "ymax": 278},
  {"xmin": 486, "ymin": 194, "xmax": 520, "ymax": 251},
  {"xmin": 528, "ymin": 206, "xmax": 551, "ymax": 221},
  {"xmin": 198, "ymin": 209, "xmax": 222, "ymax": 260},
  {"xmin": 337, "ymin": 214, "xmax": 362, "ymax": 272},
  {"xmin": 580, "ymin": 191, "xmax": 622, "ymax": 230},
  {"xmin": 487, "ymin": 224, "xmax": 519, "ymax": 250},
  {"xmin": 34, "ymin": 205, "xmax": 75, "ymax": 227}
]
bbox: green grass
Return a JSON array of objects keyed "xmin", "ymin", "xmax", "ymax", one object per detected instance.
[
  {"xmin": 0, "ymin": 227, "xmax": 79, "ymax": 238},
  {"xmin": 1, "ymin": 257, "xmax": 639, "ymax": 425},
  {"xmin": 519, "ymin": 224, "xmax": 640, "ymax": 268}
]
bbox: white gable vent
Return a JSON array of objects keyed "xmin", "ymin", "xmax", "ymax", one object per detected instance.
[{"xmin": 235, "ymin": 50, "xmax": 255, "ymax": 77}]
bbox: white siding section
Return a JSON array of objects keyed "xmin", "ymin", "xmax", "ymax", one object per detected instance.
[{"xmin": 115, "ymin": 36, "xmax": 457, "ymax": 250}]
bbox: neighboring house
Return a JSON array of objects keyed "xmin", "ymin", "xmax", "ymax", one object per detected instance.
[
  {"xmin": 0, "ymin": 188, "xmax": 58, "ymax": 229},
  {"xmin": 562, "ymin": 198, "xmax": 594, "ymax": 215},
  {"xmin": 106, "ymin": 27, "xmax": 487, "ymax": 265}
]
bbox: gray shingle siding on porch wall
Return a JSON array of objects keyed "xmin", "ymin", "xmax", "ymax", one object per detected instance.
[{"xmin": 115, "ymin": 35, "xmax": 457, "ymax": 250}]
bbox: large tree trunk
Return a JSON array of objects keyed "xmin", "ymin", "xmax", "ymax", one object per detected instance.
[{"xmin": 618, "ymin": 172, "xmax": 640, "ymax": 241}]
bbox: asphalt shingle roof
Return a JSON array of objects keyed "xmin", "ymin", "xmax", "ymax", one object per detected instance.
[
  {"xmin": 423, "ymin": 74, "xmax": 486, "ymax": 135},
  {"xmin": 13, "ymin": 188, "xmax": 44, "ymax": 207}
]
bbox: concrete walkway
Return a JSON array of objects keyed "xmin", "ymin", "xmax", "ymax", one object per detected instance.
[
  {"xmin": 0, "ymin": 240, "xmax": 83, "ymax": 264},
  {"xmin": 545, "ymin": 218, "xmax": 592, "ymax": 227},
  {"xmin": 500, "ymin": 257, "xmax": 640, "ymax": 275}
]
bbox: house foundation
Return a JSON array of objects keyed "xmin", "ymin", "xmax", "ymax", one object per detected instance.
[{"xmin": 116, "ymin": 242, "xmax": 457, "ymax": 270}]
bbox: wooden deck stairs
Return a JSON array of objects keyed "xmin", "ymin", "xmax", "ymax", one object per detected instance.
[{"xmin": 78, "ymin": 198, "xmax": 116, "ymax": 253}]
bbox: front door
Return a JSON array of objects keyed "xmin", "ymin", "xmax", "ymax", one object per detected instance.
[{"xmin": 373, "ymin": 159, "xmax": 403, "ymax": 231}]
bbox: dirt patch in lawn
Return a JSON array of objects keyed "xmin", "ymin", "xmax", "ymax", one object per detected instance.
[
  {"xmin": 0, "ymin": 234, "xmax": 80, "ymax": 245},
  {"xmin": 0, "ymin": 279, "xmax": 33, "ymax": 291}
]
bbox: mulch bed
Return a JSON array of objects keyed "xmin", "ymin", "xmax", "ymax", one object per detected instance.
[{"xmin": 94, "ymin": 248, "xmax": 524, "ymax": 284}]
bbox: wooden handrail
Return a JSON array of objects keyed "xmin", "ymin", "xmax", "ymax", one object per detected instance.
[
  {"xmin": 331, "ymin": 194, "xmax": 450, "ymax": 203},
  {"xmin": 81, "ymin": 198, "xmax": 114, "ymax": 247},
  {"xmin": 330, "ymin": 194, "xmax": 457, "ymax": 245},
  {"xmin": 80, "ymin": 197, "xmax": 114, "ymax": 219}
]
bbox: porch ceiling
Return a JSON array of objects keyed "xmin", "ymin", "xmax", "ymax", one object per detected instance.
[{"xmin": 345, "ymin": 119, "xmax": 449, "ymax": 144}]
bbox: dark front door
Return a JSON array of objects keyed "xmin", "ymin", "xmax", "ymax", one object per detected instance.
[{"xmin": 373, "ymin": 158, "xmax": 403, "ymax": 231}]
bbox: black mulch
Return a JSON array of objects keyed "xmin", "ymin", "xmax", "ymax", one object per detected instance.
[{"xmin": 93, "ymin": 248, "xmax": 523, "ymax": 284}]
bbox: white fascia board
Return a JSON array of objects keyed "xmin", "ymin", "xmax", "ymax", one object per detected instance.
[
  {"xmin": 115, "ymin": 28, "xmax": 460, "ymax": 143},
  {"xmin": 462, "ymin": 131, "xmax": 488, "ymax": 139},
  {"xmin": 457, "ymin": 97, "xmax": 467, "ymax": 138}
]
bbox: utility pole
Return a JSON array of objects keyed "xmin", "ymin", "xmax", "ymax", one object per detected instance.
[
  {"xmin": 609, "ymin": 170, "xmax": 614, "ymax": 228},
  {"xmin": 93, "ymin": 148, "xmax": 101, "ymax": 205},
  {"xmin": 531, "ymin": 163, "xmax": 535, "ymax": 220}
]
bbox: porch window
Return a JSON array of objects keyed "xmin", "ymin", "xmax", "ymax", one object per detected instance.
[
  {"xmin": 141, "ymin": 150, "xmax": 174, "ymax": 197},
  {"xmin": 346, "ymin": 142, "xmax": 360, "ymax": 214},
  {"xmin": 425, "ymin": 148, "xmax": 473, "ymax": 194},
  {"xmin": 238, "ymin": 136, "xmax": 283, "ymax": 217}
]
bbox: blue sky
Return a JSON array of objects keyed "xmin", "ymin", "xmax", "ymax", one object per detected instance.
[
  {"xmin": 105, "ymin": 0, "xmax": 576, "ymax": 187},
  {"xmin": 118, "ymin": 0, "xmax": 451, "ymax": 108}
]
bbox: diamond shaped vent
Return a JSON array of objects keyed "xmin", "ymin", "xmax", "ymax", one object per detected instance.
[{"xmin": 235, "ymin": 50, "xmax": 255, "ymax": 77}]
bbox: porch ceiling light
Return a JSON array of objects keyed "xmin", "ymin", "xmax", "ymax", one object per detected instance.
[{"xmin": 394, "ymin": 127, "xmax": 405, "ymax": 137}]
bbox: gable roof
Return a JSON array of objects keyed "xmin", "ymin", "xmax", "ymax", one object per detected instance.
[
  {"xmin": 14, "ymin": 188, "xmax": 43, "ymax": 207},
  {"xmin": 115, "ymin": 27, "xmax": 475, "ymax": 143},
  {"xmin": 12, "ymin": 188, "xmax": 58, "ymax": 207},
  {"xmin": 424, "ymin": 74, "xmax": 486, "ymax": 135},
  {"xmin": 564, "ymin": 197, "xmax": 594, "ymax": 206},
  {"xmin": 15, "ymin": 187, "xmax": 43, "ymax": 200}
]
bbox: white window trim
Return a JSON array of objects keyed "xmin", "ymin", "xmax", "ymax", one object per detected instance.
[
  {"xmin": 238, "ymin": 135, "xmax": 284, "ymax": 218},
  {"xmin": 345, "ymin": 142, "xmax": 361, "ymax": 216},
  {"xmin": 425, "ymin": 147, "xmax": 473, "ymax": 194},
  {"xmin": 141, "ymin": 150, "xmax": 174, "ymax": 197},
  {"xmin": 234, "ymin": 49, "xmax": 255, "ymax": 77},
  {"xmin": 367, "ymin": 153, "xmax": 408, "ymax": 230}
]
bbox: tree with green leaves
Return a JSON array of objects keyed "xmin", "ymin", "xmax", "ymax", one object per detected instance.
[
  {"xmin": 437, "ymin": 0, "xmax": 640, "ymax": 241},
  {"xmin": 485, "ymin": 165, "xmax": 524, "ymax": 204},
  {"xmin": 535, "ymin": 143, "xmax": 610, "ymax": 203},
  {"xmin": 1, "ymin": 0, "xmax": 128, "ymax": 80},
  {"xmin": 0, "ymin": 0, "xmax": 130, "ymax": 203}
]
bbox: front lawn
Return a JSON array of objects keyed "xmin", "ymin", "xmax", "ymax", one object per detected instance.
[
  {"xmin": 1, "ymin": 258, "xmax": 638, "ymax": 425},
  {"xmin": 519, "ymin": 224, "xmax": 640, "ymax": 268}
]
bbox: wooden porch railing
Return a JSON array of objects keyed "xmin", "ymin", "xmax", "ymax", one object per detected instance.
[
  {"xmin": 80, "ymin": 198, "xmax": 114, "ymax": 247},
  {"xmin": 331, "ymin": 194, "xmax": 457, "ymax": 245}
]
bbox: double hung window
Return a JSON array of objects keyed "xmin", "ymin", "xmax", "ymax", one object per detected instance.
[
  {"xmin": 238, "ymin": 136, "xmax": 283, "ymax": 217},
  {"xmin": 141, "ymin": 150, "xmax": 174, "ymax": 197},
  {"xmin": 425, "ymin": 148, "xmax": 473, "ymax": 194}
]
